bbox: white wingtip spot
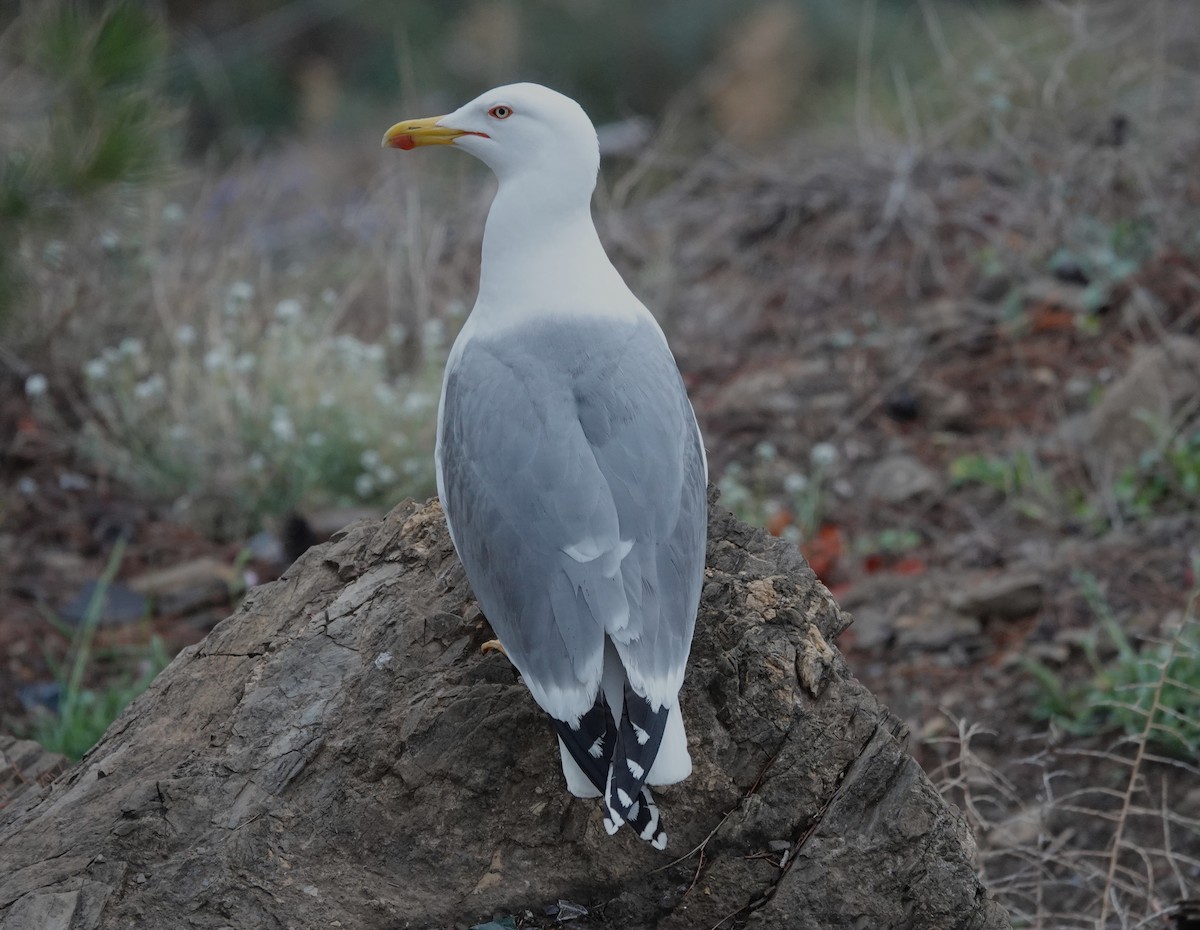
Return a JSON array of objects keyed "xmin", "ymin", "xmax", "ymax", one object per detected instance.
[
  {"xmin": 652, "ymin": 831, "xmax": 668, "ymax": 851},
  {"xmin": 632, "ymin": 723, "xmax": 650, "ymax": 746},
  {"xmin": 627, "ymin": 800, "xmax": 640, "ymax": 820},
  {"xmin": 588, "ymin": 736, "xmax": 604, "ymax": 759},
  {"xmin": 616, "ymin": 788, "xmax": 633, "ymax": 808},
  {"xmin": 603, "ymin": 817, "xmax": 620, "ymax": 836},
  {"xmin": 626, "ymin": 759, "xmax": 644, "ymax": 779}
]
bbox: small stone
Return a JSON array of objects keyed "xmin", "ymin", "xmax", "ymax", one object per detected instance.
[
  {"xmin": 60, "ymin": 581, "xmax": 148, "ymax": 627},
  {"xmin": 1074, "ymin": 336, "xmax": 1200, "ymax": 480},
  {"xmin": 883, "ymin": 386, "xmax": 920, "ymax": 422},
  {"xmin": 949, "ymin": 571, "xmax": 1044, "ymax": 620},
  {"xmin": 973, "ymin": 271, "xmax": 1012, "ymax": 303},
  {"xmin": 894, "ymin": 608, "xmax": 982, "ymax": 650},
  {"xmin": 864, "ymin": 454, "xmax": 940, "ymax": 504}
]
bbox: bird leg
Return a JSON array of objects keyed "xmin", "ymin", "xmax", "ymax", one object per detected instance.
[{"xmin": 480, "ymin": 639, "xmax": 508, "ymax": 657}]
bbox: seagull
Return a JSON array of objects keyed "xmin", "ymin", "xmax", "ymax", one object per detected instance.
[{"xmin": 383, "ymin": 83, "xmax": 707, "ymax": 849}]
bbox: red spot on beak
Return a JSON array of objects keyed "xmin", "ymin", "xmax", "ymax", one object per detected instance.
[{"xmin": 395, "ymin": 134, "xmax": 416, "ymax": 151}]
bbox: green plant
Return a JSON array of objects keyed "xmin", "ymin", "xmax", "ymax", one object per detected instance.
[
  {"xmin": 1024, "ymin": 570, "xmax": 1200, "ymax": 759},
  {"xmin": 65, "ymin": 289, "xmax": 444, "ymax": 540},
  {"xmin": 853, "ymin": 527, "xmax": 923, "ymax": 557},
  {"xmin": 717, "ymin": 441, "xmax": 836, "ymax": 544},
  {"xmin": 1, "ymin": 2, "xmax": 173, "ymax": 323},
  {"xmin": 1111, "ymin": 427, "xmax": 1200, "ymax": 519},
  {"xmin": 1047, "ymin": 217, "xmax": 1155, "ymax": 316},
  {"xmin": 948, "ymin": 449, "xmax": 1063, "ymax": 522},
  {"xmin": 32, "ymin": 539, "xmax": 171, "ymax": 760}
]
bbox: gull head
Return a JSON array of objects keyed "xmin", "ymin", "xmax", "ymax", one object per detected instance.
[{"xmin": 383, "ymin": 83, "xmax": 600, "ymax": 188}]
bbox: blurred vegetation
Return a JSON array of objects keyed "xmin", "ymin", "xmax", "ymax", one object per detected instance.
[
  {"xmin": 1025, "ymin": 570, "xmax": 1200, "ymax": 759},
  {"xmin": 3, "ymin": 0, "xmax": 1196, "ymax": 541},
  {"xmin": 31, "ymin": 539, "xmax": 171, "ymax": 760},
  {"xmin": 0, "ymin": 1, "xmax": 173, "ymax": 322}
]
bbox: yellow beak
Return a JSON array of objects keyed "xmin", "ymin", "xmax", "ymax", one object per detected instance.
[{"xmin": 382, "ymin": 116, "xmax": 482, "ymax": 151}]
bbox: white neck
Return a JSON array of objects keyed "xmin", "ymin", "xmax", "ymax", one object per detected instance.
[{"xmin": 472, "ymin": 172, "xmax": 639, "ymax": 332}]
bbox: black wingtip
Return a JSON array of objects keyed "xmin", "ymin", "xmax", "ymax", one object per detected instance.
[
  {"xmin": 552, "ymin": 690, "xmax": 618, "ymax": 794},
  {"xmin": 604, "ymin": 684, "xmax": 669, "ymax": 837}
]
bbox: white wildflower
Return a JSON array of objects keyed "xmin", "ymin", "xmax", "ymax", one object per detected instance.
[
  {"xmin": 375, "ymin": 464, "xmax": 397, "ymax": 485},
  {"xmin": 318, "ymin": 390, "xmax": 336, "ymax": 408},
  {"xmin": 810, "ymin": 442, "xmax": 839, "ymax": 468},
  {"xmin": 17, "ymin": 476, "xmax": 37, "ymax": 495},
  {"xmin": 373, "ymin": 383, "xmax": 396, "ymax": 405},
  {"xmin": 363, "ymin": 343, "xmax": 385, "ymax": 363},
  {"xmin": 335, "ymin": 334, "xmax": 363, "ymax": 358},
  {"xmin": 783, "ymin": 472, "xmax": 809, "ymax": 495},
  {"xmin": 58, "ymin": 471, "xmax": 89, "ymax": 491},
  {"xmin": 175, "ymin": 324, "xmax": 197, "ymax": 346},
  {"xmin": 234, "ymin": 353, "xmax": 256, "ymax": 373},
  {"xmin": 248, "ymin": 453, "xmax": 266, "ymax": 472},
  {"xmin": 307, "ymin": 432, "xmax": 326, "ymax": 447},
  {"xmin": 270, "ymin": 407, "xmax": 295, "ymax": 443},
  {"xmin": 133, "ymin": 374, "xmax": 165, "ymax": 400},
  {"xmin": 274, "ymin": 299, "xmax": 302, "ymax": 322},
  {"xmin": 755, "ymin": 440, "xmax": 778, "ymax": 462},
  {"xmin": 421, "ymin": 318, "xmax": 446, "ymax": 349},
  {"xmin": 228, "ymin": 281, "xmax": 254, "ymax": 302},
  {"xmin": 99, "ymin": 229, "xmax": 120, "ymax": 251},
  {"xmin": 203, "ymin": 348, "xmax": 229, "ymax": 372},
  {"xmin": 402, "ymin": 391, "xmax": 432, "ymax": 414},
  {"xmin": 386, "ymin": 323, "xmax": 408, "ymax": 345},
  {"xmin": 24, "ymin": 373, "xmax": 48, "ymax": 397},
  {"xmin": 169, "ymin": 424, "xmax": 189, "ymax": 441},
  {"xmin": 162, "ymin": 202, "xmax": 185, "ymax": 223},
  {"xmin": 321, "ymin": 288, "xmax": 337, "ymax": 305},
  {"xmin": 355, "ymin": 474, "xmax": 376, "ymax": 498},
  {"xmin": 360, "ymin": 449, "xmax": 381, "ymax": 470},
  {"xmin": 119, "ymin": 336, "xmax": 144, "ymax": 357},
  {"xmin": 84, "ymin": 358, "xmax": 108, "ymax": 380}
]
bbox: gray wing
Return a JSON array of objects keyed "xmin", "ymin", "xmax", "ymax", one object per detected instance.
[{"xmin": 438, "ymin": 316, "xmax": 706, "ymax": 723}]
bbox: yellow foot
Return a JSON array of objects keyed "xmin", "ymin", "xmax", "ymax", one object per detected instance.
[{"xmin": 480, "ymin": 639, "xmax": 508, "ymax": 657}]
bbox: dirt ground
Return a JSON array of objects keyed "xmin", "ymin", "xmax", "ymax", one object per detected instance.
[{"xmin": 2, "ymin": 129, "xmax": 1199, "ymax": 925}]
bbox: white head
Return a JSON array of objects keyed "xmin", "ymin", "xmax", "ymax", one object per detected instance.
[{"xmin": 384, "ymin": 83, "xmax": 600, "ymax": 196}]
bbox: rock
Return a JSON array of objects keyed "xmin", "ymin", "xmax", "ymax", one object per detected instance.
[
  {"xmin": 58, "ymin": 581, "xmax": 147, "ymax": 628},
  {"xmin": 921, "ymin": 381, "xmax": 974, "ymax": 433},
  {"xmin": 894, "ymin": 607, "xmax": 984, "ymax": 652},
  {"xmin": 128, "ymin": 557, "xmax": 236, "ymax": 617},
  {"xmin": 1076, "ymin": 336, "xmax": 1200, "ymax": 481},
  {"xmin": 0, "ymin": 736, "xmax": 68, "ymax": 812},
  {"xmin": 883, "ymin": 386, "xmax": 920, "ymax": 422},
  {"xmin": 709, "ymin": 357, "xmax": 837, "ymax": 421},
  {"xmin": 865, "ymin": 453, "xmax": 941, "ymax": 504},
  {"xmin": 949, "ymin": 570, "xmax": 1044, "ymax": 621},
  {"xmin": 0, "ymin": 496, "xmax": 1009, "ymax": 930},
  {"xmin": 838, "ymin": 576, "xmax": 917, "ymax": 652},
  {"xmin": 973, "ymin": 270, "xmax": 1013, "ymax": 303}
]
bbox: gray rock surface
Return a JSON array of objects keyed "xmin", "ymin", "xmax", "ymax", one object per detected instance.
[
  {"xmin": 0, "ymin": 495, "xmax": 1010, "ymax": 930},
  {"xmin": 1079, "ymin": 335, "xmax": 1200, "ymax": 481}
]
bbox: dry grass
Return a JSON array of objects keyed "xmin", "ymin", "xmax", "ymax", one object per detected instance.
[
  {"xmin": 12, "ymin": 128, "xmax": 499, "ymax": 535},
  {"xmin": 929, "ymin": 588, "xmax": 1200, "ymax": 929}
]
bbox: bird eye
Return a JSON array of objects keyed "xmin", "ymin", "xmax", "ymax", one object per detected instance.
[{"xmin": 488, "ymin": 105, "xmax": 513, "ymax": 120}]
